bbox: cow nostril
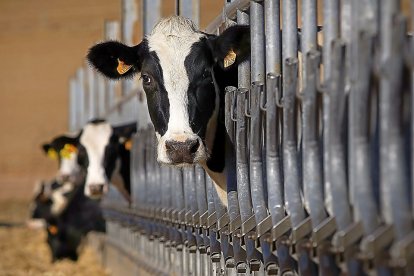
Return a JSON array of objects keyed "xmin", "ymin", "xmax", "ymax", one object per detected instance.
[
  {"xmin": 189, "ymin": 139, "xmax": 200, "ymax": 154},
  {"xmin": 165, "ymin": 141, "xmax": 174, "ymax": 151}
]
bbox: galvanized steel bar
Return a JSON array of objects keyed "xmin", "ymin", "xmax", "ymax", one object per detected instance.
[
  {"xmin": 379, "ymin": 0, "xmax": 412, "ymax": 241},
  {"xmin": 143, "ymin": 0, "xmax": 161, "ymax": 35},
  {"xmin": 69, "ymin": 78, "xmax": 78, "ymax": 131},
  {"xmin": 302, "ymin": 50, "xmax": 326, "ymax": 227},
  {"xmin": 282, "ymin": 58, "xmax": 305, "ymax": 227},
  {"xmin": 76, "ymin": 68, "xmax": 86, "ymax": 126},
  {"xmin": 327, "ymin": 40, "xmax": 352, "ymax": 231},
  {"xmin": 179, "ymin": 0, "xmax": 200, "ymax": 27},
  {"xmin": 322, "ymin": 0, "xmax": 339, "ymax": 218}
]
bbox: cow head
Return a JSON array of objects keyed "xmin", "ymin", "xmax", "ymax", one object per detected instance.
[
  {"xmin": 42, "ymin": 135, "xmax": 81, "ymax": 184},
  {"xmin": 78, "ymin": 119, "xmax": 136, "ymax": 199},
  {"xmin": 87, "ymin": 16, "xmax": 249, "ymax": 169}
]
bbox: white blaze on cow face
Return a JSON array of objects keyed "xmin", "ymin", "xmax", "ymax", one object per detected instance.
[
  {"xmin": 57, "ymin": 152, "xmax": 80, "ymax": 183},
  {"xmin": 147, "ymin": 17, "xmax": 209, "ymax": 165},
  {"xmin": 80, "ymin": 122, "xmax": 112, "ymax": 198}
]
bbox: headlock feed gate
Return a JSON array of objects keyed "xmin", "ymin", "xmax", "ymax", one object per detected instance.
[{"xmin": 69, "ymin": 0, "xmax": 414, "ymax": 275}]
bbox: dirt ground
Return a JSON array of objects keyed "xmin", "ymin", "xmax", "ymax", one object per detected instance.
[{"xmin": 0, "ymin": 200, "xmax": 109, "ymax": 276}]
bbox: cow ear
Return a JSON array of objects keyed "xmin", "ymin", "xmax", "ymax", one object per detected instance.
[
  {"xmin": 211, "ymin": 25, "xmax": 250, "ymax": 70},
  {"xmin": 87, "ymin": 41, "xmax": 145, "ymax": 79},
  {"xmin": 42, "ymin": 143, "xmax": 50, "ymax": 154}
]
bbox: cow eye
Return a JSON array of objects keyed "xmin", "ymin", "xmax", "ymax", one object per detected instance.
[
  {"xmin": 202, "ymin": 69, "xmax": 210, "ymax": 79},
  {"xmin": 141, "ymin": 74, "xmax": 152, "ymax": 85}
]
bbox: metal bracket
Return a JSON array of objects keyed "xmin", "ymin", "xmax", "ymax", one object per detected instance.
[
  {"xmin": 257, "ymin": 215, "xmax": 273, "ymax": 238},
  {"xmin": 192, "ymin": 211, "xmax": 200, "ymax": 227},
  {"xmin": 311, "ymin": 216, "xmax": 337, "ymax": 246},
  {"xmin": 360, "ymin": 225, "xmax": 394, "ymax": 259},
  {"xmin": 217, "ymin": 213, "xmax": 230, "ymax": 231},
  {"xmin": 229, "ymin": 215, "xmax": 242, "ymax": 234},
  {"xmin": 207, "ymin": 211, "xmax": 217, "ymax": 228},
  {"xmin": 291, "ymin": 217, "xmax": 312, "ymax": 244},
  {"xmin": 332, "ymin": 221, "xmax": 364, "ymax": 253},
  {"xmin": 185, "ymin": 210, "xmax": 193, "ymax": 226},
  {"xmin": 390, "ymin": 232, "xmax": 414, "ymax": 268},
  {"xmin": 241, "ymin": 215, "xmax": 257, "ymax": 237},
  {"xmin": 200, "ymin": 210, "xmax": 209, "ymax": 229},
  {"xmin": 271, "ymin": 216, "xmax": 292, "ymax": 241}
]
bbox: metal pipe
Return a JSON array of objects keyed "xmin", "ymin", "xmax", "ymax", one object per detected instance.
[
  {"xmin": 282, "ymin": 58, "xmax": 306, "ymax": 227},
  {"xmin": 237, "ymin": 10, "xmax": 250, "ymax": 89},
  {"xmin": 302, "ymin": 50, "xmax": 326, "ymax": 226},
  {"xmin": 327, "ymin": 40, "xmax": 352, "ymax": 231},
  {"xmin": 264, "ymin": 0, "xmax": 281, "ymax": 75},
  {"xmin": 322, "ymin": 0, "xmax": 339, "ymax": 218},
  {"xmin": 76, "ymin": 68, "xmax": 86, "ymax": 126},
  {"xmin": 379, "ymin": 0, "xmax": 412, "ymax": 241}
]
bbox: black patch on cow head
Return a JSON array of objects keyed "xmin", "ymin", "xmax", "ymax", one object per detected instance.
[
  {"xmin": 140, "ymin": 50, "xmax": 170, "ymax": 136},
  {"xmin": 42, "ymin": 135, "xmax": 79, "ymax": 166},
  {"xmin": 87, "ymin": 41, "xmax": 146, "ymax": 79},
  {"xmin": 184, "ymin": 38, "xmax": 216, "ymax": 142}
]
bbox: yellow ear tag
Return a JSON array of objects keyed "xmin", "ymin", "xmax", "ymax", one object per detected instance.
[
  {"xmin": 48, "ymin": 225, "xmax": 58, "ymax": 235},
  {"xmin": 124, "ymin": 139, "xmax": 132, "ymax": 151},
  {"xmin": 117, "ymin": 58, "xmax": 133, "ymax": 75},
  {"xmin": 47, "ymin": 149, "xmax": 58, "ymax": 160},
  {"xmin": 224, "ymin": 49, "xmax": 237, "ymax": 68},
  {"xmin": 60, "ymin": 144, "xmax": 77, "ymax": 159}
]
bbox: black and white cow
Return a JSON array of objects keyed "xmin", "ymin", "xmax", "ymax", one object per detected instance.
[
  {"xmin": 77, "ymin": 119, "xmax": 136, "ymax": 200},
  {"xmin": 87, "ymin": 16, "xmax": 250, "ymax": 203},
  {"xmin": 42, "ymin": 134, "xmax": 82, "ymax": 184}
]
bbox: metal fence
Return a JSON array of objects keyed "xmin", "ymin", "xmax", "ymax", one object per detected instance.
[{"xmin": 69, "ymin": 0, "xmax": 414, "ymax": 275}]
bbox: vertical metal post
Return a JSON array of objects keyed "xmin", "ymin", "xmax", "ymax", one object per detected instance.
[
  {"xmin": 179, "ymin": 0, "xmax": 200, "ymax": 27},
  {"xmin": 86, "ymin": 65, "xmax": 97, "ymax": 120},
  {"xmin": 379, "ymin": 0, "xmax": 412, "ymax": 241},
  {"xmin": 76, "ymin": 68, "xmax": 86, "ymax": 126},
  {"xmin": 322, "ymin": 0, "xmax": 339, "ymax": 218},
  {"xmin": 69, "ymin": 78, "xmax": 78, "ymax": 131},
  {"xmin": 143, "ymin": 0, "xmax": 161, "ymax": 35},
  {"xmin": 281, "ymin": 0, "xmax": 305, "ymax": 226}
]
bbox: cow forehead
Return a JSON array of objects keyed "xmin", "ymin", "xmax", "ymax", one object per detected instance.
[
  {"xmin": 80, "ymin": 122, "xmax": 112, "ymax": 159},
  {"xmin": 147, "ymin": 16, "xmax": 206, "ymax": 87}
]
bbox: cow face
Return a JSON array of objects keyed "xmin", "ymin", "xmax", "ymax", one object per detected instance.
[
  {"xmin": 87, "ymin": 16, "xmax": 249, "ymax": 169},
  {"xmin": 78, "ymin": 120, "xmax": 136, "ymax": 199},
  {"xmin": 42, "ymin": 135, "xmax": 81, "ymax": 183}
]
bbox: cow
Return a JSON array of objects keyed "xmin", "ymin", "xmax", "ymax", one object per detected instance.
[
  {"xmin": 87, "ymin": 16, "xmax": 250, "ymax": 204},
  {"xmin": 30, "ymin": 180, "xmax": 75, "ymax": 222},
  {"xmin": 42, "ymin": 134, "xmax": 82, "ymax": 184},
  {"xmin": 29, "ymin": 180, "xmax": 105, "ymax": 261},
  {"xmin": 77, "ymin": 119, "xmax": 136, "ymax": 200}
]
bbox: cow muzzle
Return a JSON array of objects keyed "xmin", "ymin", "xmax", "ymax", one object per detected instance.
[
  {"xmin": 165, "ymin": 138, "xmax": 201, "ymax": 164},
  {"xmin": 88, "ymin": 183, "xmax": 107, "ymax": 198}
]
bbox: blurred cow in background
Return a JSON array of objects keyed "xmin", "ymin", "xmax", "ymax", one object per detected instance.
[
  {"xmin": 42, "ymin": 134, "xmax": 82, "ymax": 184},
  {"xmin": 78, "ymin": 119, "xmax": 136, "ymax": 202}
]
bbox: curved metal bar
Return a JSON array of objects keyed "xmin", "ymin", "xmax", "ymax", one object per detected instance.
[
  {"xmin": 327, "ymin": 40, "xmax": 352, "ymax": 231},
  {"xmin": 282, "ymin": 57, "xmax": 306, "ymax": 227}
]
